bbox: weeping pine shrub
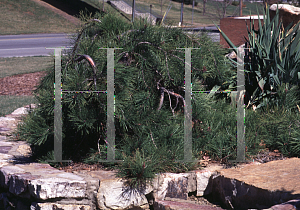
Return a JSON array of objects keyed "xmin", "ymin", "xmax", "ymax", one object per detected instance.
[
  {"xmin": 216, "ymin": 5, "xmax": 300, "ymax": 157},
  {"xmin": 14, "ymin": 12, "xmax": 241, "ymax": 187}
]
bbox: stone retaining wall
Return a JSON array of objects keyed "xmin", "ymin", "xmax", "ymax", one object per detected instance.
[{"xmin": 1, "ymin": 106, "xmax": 300, "ymax": 209}]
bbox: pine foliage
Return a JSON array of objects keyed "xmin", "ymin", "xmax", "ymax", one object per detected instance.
[{"xmin": 13, "ymin": 12, "xmax": 245, "ymax": 186}]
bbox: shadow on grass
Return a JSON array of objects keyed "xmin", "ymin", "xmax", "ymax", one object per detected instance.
[{"xmin": 40, "ymin": 0, "xmax": 100, "ymax": 17}]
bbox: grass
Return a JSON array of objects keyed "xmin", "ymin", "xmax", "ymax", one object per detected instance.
[
  {"xmin": 0, "ymin": 95, "xmax": 37, "ymax": 117},
  {"xmin": 0, "ymin": 56, "xmax": 52, "ymax": 117},
  {"xmin": 85, "ymin": 0, "xmax": 265, "ymax": 26},
  {"xmin": 0, "ymin": 0, "xmax": 79, "ymax": 35},
  {"xmin": 0, "ymin": 56, "xmax": 53, "ymax": 78},
  {"xmin": 0, "ymin": 0, "xmax": 265, "ymax": 36}
]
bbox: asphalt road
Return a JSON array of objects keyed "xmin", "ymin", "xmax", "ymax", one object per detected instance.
[
  {"xmin": 0, "ymin": 33, "xmax": 74, "ymax": 58},
  {"xmin": 0, "ymin": 28, "xmax": 219, "ymax": 58}
]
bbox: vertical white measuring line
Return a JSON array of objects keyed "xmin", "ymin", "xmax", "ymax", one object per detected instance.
[
  {"xmin": 190, "ymin": 46, "xmax": 249, "ymax": 163},
  {"xmin": 236, "ymin": 47, "xmax": 246, "ymax": 162},
  {"xmin": 184, "ymin": 48, "xmax": 192, "ymax": 162},
  {"xmin": 47, "ymin": 47, "xmax": 123, "ymax": 163},
  {"xmin": 176, "ymin": 48, "xmax": 200, "ymax": 163},
  {"xmin": 46, "ymin": 47, "xmax": 71, "ymax": 163},
  {"xmin": 228, "ymin": 46, "xmax": 248, "ymax": 163},
  {"xmin": 106, "ymin": 48, "xmax": 115, "ymax": 161},
  {"xmin": 99, "ymin": 48, "xmax": 123, "ymax": 163}
]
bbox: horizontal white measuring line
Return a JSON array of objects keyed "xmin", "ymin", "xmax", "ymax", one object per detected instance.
[
  {"xmin": 0, "ymin": 47, "xmax": 71, "ymax": 51},
  {"xmin": 0, "ymin": 47, "xmax": 54, "ymax": 51},
  {"xmin": 61, "ymin": 91, "xmax": 107, "ymax": 92},
  {"xmin": 0, "ymin": 37, "xmax": 66, "ymax": 41},
  {"xmin": 192, "ymin": 91, "xmax": 238, "ymax": 93},
  {"xmin": 61, "ymin": 91, "xmax": 239, "ymax": 93}
]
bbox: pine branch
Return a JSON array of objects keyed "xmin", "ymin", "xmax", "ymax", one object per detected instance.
[
  {"xmin": 117, "ymin": 29, "xmax": 140, "ymax": 39},
  {"xmin": 185, "ymin": 34, "xmax": 218, "ymax": 72},
  {"xmin": 165, "ymin": 54, "xmax": 172, "ymax": 81},
  {"xmin": 136, "ymin": 41, "xmax": 201, "ymax": 72}
]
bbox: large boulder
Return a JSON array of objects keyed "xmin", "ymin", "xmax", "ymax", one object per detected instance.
[{"xmin": 269, "ymin": 4, "xmax": 300, "ymax": 29}]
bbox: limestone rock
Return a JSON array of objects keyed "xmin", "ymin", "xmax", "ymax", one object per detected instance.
[
  {"xmin": 269, "ymin": 198, "xmax": 300, "ymax": 210},
  {"xmin": 0, "ymin": 165, "xmax": 25, "ymax": 188},
  {"xmin": 195, "ymin": 170, "xmax": 214, "ymax": 196},
  {"xmin": 209, "ymin": 158, "xmax": 300, "ymax": 209},
  {"xmin": 97, "ymin": 178, "xmax": 152, "ymax": 210},
  {"xmin": 0, "ymin": 117, "xmax": 17, "ymax": 136},
  {"xmin": 270, "ymin": 4, "xmax": 300, "ymax": 28},
  {"xmin": 154, "ymin": 199, "xmax": 224, "ymax": 210},
  {"xmin": 30, "ymin": 202, "xmax": 91, "ymax": 210},
  {"xmin": 0, "ymin": 164, "xmax": 87, "ymax": 200},
  {"xmin": 29, "ymin": 176, "xmax": 86, "ymax": 200},
  {"xmin": 16, "ymin": 144, "xmax": 32, "ymax": 157},
  {"xmin": 10, "ymin": 107, "xmax": 28, "ymax": 115},
  {"xmin": 152, "ymin": 173, "xmax": 196, "ymax": 201}
]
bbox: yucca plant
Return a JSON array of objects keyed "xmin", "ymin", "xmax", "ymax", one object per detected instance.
[
  {"xmin": 215, "ymin": 5, "xmax": 300, "ymax": 158},
  {"xmin": 216, "ymin": 5, "xmax": 300, "ymax": 111}
]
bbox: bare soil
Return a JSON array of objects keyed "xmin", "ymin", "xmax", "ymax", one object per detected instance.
[{"xmin": 0, "ymin": 71, "xmax": 48, "ymax": 96}]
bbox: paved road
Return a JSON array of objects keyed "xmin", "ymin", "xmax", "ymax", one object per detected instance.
[
  {"xmin": 0, "ymin": 33, "xmax": 73, "ymax": 58},
  {"xmin": 0, "ymin": 29, "xmax": 219, "ymax": 58}
]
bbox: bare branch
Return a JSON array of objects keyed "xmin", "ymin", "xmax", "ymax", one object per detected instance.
[
  {"xmin": 75, "ymin": 54, "xmax": 98, "ymax": 89},
  {"xmin": 157, "ymin": 87, "xmax": 165, "ymax": 110},
  {"xmin": 98, "ymin": 136, "xmax": 101, "ymax": 154},
  {"xmin": 157, "ymin": 86, "xmax": 186, "ymax": 111},
  {"xmin": 149, "ymin": 130, "xmax": 157, "ymax": 149},
  {"xmin": 141, "ymin": 67, "xmax": 149, "ymax": 89},
  {"xmin": 71, "ymin": 19, "xmax": 102, "ymax": 59},
  {"xmin": 167, "ymin": 91, "xmax": 175, "ymax": 116}
]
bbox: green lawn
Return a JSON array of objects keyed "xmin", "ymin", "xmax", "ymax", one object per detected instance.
[
  {"xmin": 0, "ymin": 95, "xmax": 37, "ymax": 117},
  {"xmin": 84, "ymin": 0, "xmax": 264, "ymax": 26},
  {"xmin": 0, "ymin": 56, "xmax": 53, "ymax": 78},
  {"xmin": 0, "ymin": 0, "xmax": 79, "ymax": 35},
  {"xmin": 0, "ymin": 56, "xmax": 53, "ymax": 117}
]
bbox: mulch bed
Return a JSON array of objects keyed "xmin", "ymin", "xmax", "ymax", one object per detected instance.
[
  {"xmin": 56, "ymin": 161, "xmax": 107, "ymax": 172},
  {"xmin": 0, "ymin": 71, "xmax": 48, "ymax": 96}
]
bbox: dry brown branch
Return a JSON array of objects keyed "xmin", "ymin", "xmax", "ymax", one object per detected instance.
[
  {"xmin": 149, "ymin": 129, "xmax": 157, "ymax": 149},
  {"xmin": 71, "ymin": 19, "xmax": 102, "ymax": 59},
  {"xmin": 141, "ymin": 68, "xmax": 149, "ymax": 89},
  {"xmin": 157, "ymin": 87, "xmax": 165, "ymax": 111},
  {"xmin": 75, "ymin": 54, "xmax": 98, "ymax": 89},
  {"xmin": 98, "ymin": 136, "xmax": 101, "ymax": 154},
  {"xmin": 167, "ymin": 91, "xmax": 175, "ymax": 116},
  {"xmin": 157, "ymin": 86, "xmax": 186, "ymax": 111}
]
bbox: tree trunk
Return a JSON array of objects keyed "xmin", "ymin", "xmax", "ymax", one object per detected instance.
[{"xmin": 203, "ymin": 0, "xmax": 207, "ymax": 15}]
